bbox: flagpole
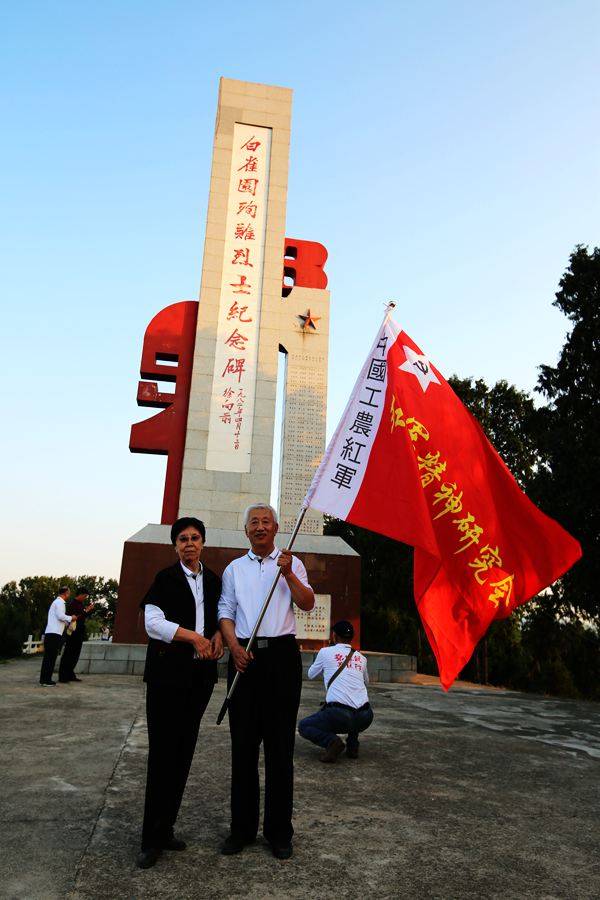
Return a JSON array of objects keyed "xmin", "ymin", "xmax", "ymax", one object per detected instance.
[
  {"xmin": 215, "ymin": 504, "xmax": 308, "ymax": 725},
  {"xmin": 217, "ymin": 299, "xmax": 397, "ymax": 724},
  {"xmin": 384, "ymin": 299, "xmax": 396, "ymax": 319}
]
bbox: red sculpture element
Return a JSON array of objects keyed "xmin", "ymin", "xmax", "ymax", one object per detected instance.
[
  {"xmin": 282, "ymin": 238, "xmax": 328, "ymax": 296},
  {"xmin": 130, "ymin": 301, "xmax": 198, "ymax": 525},
  {"xmin": 131, "ymin": 239, "xmax": 328, "ymax": 524}
]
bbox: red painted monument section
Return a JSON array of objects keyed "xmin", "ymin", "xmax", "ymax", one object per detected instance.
[
  {"xmin": 283, "ymin": 238, "xmax": 328, "ymax": 293},
  {"xmin": 130, "ymin": 301, "xmax": 198, "ymax": 524},
  {"xmin": 130, "ymin": 240, "xmax": 328, "ymax": 525}
]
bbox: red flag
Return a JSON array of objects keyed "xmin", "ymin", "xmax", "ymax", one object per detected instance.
[{"xmin": 305, "ymin": 314, "xmax": 581, "ymax": 689}]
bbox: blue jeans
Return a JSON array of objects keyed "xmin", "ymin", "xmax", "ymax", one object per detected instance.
[{"xmin": 298, "ymin": 703, "xmax": 374, "ymax": 750}]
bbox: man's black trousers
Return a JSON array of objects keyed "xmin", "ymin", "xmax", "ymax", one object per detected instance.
[
  {"xmin": 58, "ymin": 633, "xmax": 84, "ymax": 681},
  {"xmin": 227, "ymin": 635, "xmax": 302, "ymax": 846},
  {"xmin": 141, "ymin": 677, "xmax": 214, "ymax": 851},
  {"xmin": 39, "ymin": 634, "xmax": 63, "ymax": 683}
]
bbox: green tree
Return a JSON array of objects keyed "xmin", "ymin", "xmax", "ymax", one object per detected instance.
[
  {"xmin": 518, "ymin": 603, "xmax": 600, "ymax": 699},
  {"xmin": 0, "ymin": 575, "xmax": 119, "ymax": 657},
  {"xmin": 16, "ymin": 576, "xmax": 70, "ymax": 638},
  {"xmin": 83, "ymin": 577, "xmax": 118, "ymax": 631},
  {"xmin": 532, "ymin": 245, "xmax": 600, "ymax": 621},
  {"xmin": 0, "ymin": 582, "xmax": 30, "ymax": 658}
]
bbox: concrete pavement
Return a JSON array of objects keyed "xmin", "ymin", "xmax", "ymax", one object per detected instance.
[{"xmin": 0, "ymin": 656, "xmax": 598, "ymax": 899}]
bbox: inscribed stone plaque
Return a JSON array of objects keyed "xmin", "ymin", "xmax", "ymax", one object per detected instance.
[
  {"xmin": 295, "ymin": 593, "xmax": 331, "ymax": 641},
  {"xmin": 205, "ymin": 123, "xmax": 272, "ymax": 472}
]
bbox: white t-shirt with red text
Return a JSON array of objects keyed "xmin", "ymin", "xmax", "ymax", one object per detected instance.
[{"xmin": 307, "ymin": 643, "xmax": 369, "ymax": 708}]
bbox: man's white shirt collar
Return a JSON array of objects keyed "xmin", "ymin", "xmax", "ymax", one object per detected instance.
[{"xmin": 247, "ymin": 547, "xmax": 280, "ymax": 561}]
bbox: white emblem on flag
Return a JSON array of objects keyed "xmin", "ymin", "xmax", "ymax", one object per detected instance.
[{"xmin": 399, "ymin": 345, "xmax": 441, "ymax": 393}]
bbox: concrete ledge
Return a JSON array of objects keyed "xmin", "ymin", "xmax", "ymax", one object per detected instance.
[
  {"xmin": 77, "ymin": 643, "xmax": 417, "ymax": 683},
  {"xmin": 84, "ymin": 643, "xmax": 108, "ymax": 659},
  {"xmin": 98, "ymin": 645, "xmax": 130, "ymax": 661},
  {"xmin": 88, "ymin": 660, "xmax": 130, "ymax": 675}
]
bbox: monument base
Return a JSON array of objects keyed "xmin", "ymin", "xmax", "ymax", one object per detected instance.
[{"xmin": 113, "ymin": 524, "xmax": 361, "ymax": 649}]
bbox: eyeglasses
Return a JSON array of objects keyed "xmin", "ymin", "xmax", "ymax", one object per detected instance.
[{"xmin": 177, "ymin": 534, "xmax": 202, "ymax": 544}]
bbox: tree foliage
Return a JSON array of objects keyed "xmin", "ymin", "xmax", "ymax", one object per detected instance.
[
  {"xmin": 532, "ymin": 245, "xmax": 600, "ymax": 621},
  {"xmin": 0, "ymin": 575, "xmax": 118, "ymax": 658}
]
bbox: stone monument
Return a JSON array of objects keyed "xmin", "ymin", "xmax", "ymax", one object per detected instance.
[{"xmin": 113, "ymin": 78, "xmax": 360, "ymax": 648}]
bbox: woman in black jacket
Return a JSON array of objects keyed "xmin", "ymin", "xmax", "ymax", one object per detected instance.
[{"xmin": 137, "ymin": 516, "xmax": 223, "ymax": 869}]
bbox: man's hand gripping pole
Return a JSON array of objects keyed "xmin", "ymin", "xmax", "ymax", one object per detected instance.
[{"xmin": 215, "ymin": 506, "xmax": 308, "ymax": 725}]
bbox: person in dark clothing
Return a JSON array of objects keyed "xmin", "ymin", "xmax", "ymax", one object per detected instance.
[
  {"xmin": 137, "ymin": 517, "xmax": 224, "ymax": 870},
  {"xmin": 58, "ymin": 589, "xmax": 95, "ymax": 683}
]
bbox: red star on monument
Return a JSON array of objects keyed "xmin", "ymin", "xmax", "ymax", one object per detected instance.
[{"xmin": 298, "ymin": 309, "xmax": 321, "ymax": 331}]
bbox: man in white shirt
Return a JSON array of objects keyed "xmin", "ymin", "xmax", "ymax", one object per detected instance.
[
  {"xmin": 299, "ymin": 620, "xmax": 374, "ymax": 762},
  {"xmin": 39, "ymin": 587, "xmax": 76, "ymax": 685},
  {"xmin": 219, "ymin": 503, "xmax": 315, "ymax": 861}
]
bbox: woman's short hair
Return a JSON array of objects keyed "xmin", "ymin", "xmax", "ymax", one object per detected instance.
[
  {"xmin": 243, "ymin": 503, "xmax": 278, "ymax": 528},
  {"xmin": 170, "ymin": 517, "xmax": 206, "ymax": 545}
]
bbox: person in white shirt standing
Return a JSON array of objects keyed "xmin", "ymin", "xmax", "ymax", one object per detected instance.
[
  {"xmin": 299, "ymin": 620, "xmax": 374, "ymax": 763},
  {"xmin": 218, "ymin": 503, "xmax": 315, "ymax": 861},
  {"xmin": 39, "ymin": 587, "xmax": 76, "ymax": 685}
]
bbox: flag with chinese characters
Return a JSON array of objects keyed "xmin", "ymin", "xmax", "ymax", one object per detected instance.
[{"xmin": 304, "ymin": 314, "xmax": 582, "ymax": 689}]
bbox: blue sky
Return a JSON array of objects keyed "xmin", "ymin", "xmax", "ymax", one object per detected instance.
[{"xmin": 1, "ymin": 0, "xmax": 598, "ymax": 583}]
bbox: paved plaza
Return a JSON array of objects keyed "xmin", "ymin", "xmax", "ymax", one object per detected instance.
[{"xmin": 0, "ymin": 656, "xmax": 598, "ymax": 899}]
